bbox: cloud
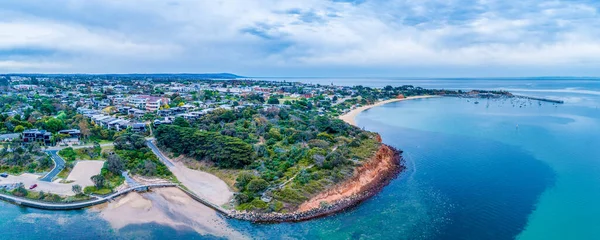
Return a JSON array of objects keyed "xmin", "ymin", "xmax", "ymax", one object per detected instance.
[{"xmin": 1, "ymin": 0, "xmax": 600, "ymax": 76}]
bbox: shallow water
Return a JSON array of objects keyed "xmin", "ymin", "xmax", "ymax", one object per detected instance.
[{"xmin": 2, "ymin": 79, "xmax": 599, "ymax": 239}]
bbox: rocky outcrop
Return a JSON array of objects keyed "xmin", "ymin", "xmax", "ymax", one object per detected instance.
[{"xmin": 229, "ymin": 140, "xmax": 404, "ymax": 223}]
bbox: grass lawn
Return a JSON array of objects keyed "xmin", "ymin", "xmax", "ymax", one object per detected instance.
[
  {"xmin": 83, "ymin": 186, "xmax": 112, "ymax": 195},
  {"xmin": 278, "ymin": 97, "xmax": 300, "ymax": 102},
  {"xmin": 57, "ymin": 167, "xmax": 72, "ymax": 180}
]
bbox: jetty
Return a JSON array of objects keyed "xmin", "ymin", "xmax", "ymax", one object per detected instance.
[
  {"xmin": 514, "ymin": 95, "xmax": 564, "ymax": 104},
  {"xmin": 0, "ymin": 183, "xmax": 176, "ymax": 210}
]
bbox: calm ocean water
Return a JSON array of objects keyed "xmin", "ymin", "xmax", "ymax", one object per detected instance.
[{"xmin": 1, "ymin": 79, "xmax": 599, "ymax": 239}]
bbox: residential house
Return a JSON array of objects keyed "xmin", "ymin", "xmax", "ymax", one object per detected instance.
[
  {"xmin": 22, "ymin": 129, "xmax": 52, "ymax": 145},
  {"xmin": 132, "ymin": 123, "xmax": 147, "ymax": 132}
]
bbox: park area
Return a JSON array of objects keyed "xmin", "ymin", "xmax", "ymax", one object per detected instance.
[{"xmin": 0, "ymin": 160, "xmax": 104, "ymax": 196}]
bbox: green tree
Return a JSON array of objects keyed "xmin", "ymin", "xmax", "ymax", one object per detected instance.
[
  {"xmin": 235, "ymin": 171, "xmax": 255, "ymax": 190},
  {"xmin": 13, "ymin": 125, "xmax": 25, "ymax": 133},
  {"xmin": 173, "ymin": 117, "xmax": 190, "ymax": 127},
  {"xmin": 45, "ymin": 118, "xmax": 65, "ymax": 133},
  {"xmin": 91, "ymin": 174, "xmax": 105, "ymax": 188},
  {"xmin": 267, "ymin": 97, "xmax": 280, "ymax": 105},
  {"xmin": 72, "ymin": 184, "xmax": 82, "ymax": 195},
  {"xmin": 246, "ymin": 179, "xmax": 269, "ymax": 193},
  {"xmin": 106, "ymin": 154, "xmax": 124, "ymax": 174}
]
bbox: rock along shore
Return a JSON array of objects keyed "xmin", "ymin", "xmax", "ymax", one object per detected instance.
[{"xmin": 228, "ymin": 141, "xmax": 404, "ymax": 223}]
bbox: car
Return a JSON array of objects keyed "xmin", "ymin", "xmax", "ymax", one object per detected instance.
[
  {"xmin": 0, "ymin": 173, "xmax": 7, "ymax": 178},
  {"xmin": 29, "ymin": 184, "xmax": 38, "ymax": 190}
]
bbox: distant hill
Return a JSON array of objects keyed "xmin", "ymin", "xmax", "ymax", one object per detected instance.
[{"xmin": 2, "ymin": 73, "xmax": 243, "ymax": 79}]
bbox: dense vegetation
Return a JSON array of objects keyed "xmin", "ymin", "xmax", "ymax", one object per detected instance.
[
  {"xmin": 113, "ymin": 133, "xmax": 172, "ymax": 178},
  {"xmin": 0, "ymin": 143, "xmax": 53, "ymax": 174},
  {"xmin": 155, "ymin": 125, "xmax": 254, "ymax": 168},
  {"xmin": 155, "ymin": 105, "xmax": 381, "ymax": 212}
]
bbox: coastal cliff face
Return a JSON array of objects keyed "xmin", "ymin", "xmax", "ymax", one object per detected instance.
[
  {"xmin": 297, "ymin": 141, "xmax": 402, "ymax": 212},
  {"xmin": 230, "ymin": 135, "xmax": 404, "ymax": 222}
]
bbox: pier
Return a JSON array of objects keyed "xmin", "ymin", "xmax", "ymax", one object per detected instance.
[{"xmin": 514, "ymin": 95, "xmax": 564, "ymax": 104}]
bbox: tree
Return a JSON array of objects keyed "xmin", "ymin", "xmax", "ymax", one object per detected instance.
[
  {"xmin": 13, "ymin": 186, "xmax": 27, "ymax": 197},
  {"xmin": 78, "ymin": 120, "xmax": 90, "ymax": 141},
  {"xmin": 235, "ymin": 171, "xmax": 255, "ymax": 190},
  {"xmin": 72, "ymin": 184, "xmax": 82, "ymax": 195},
  {"xmin": 173, "ymin": 117, "xmax": 190, "ymax": 127},
  {"xmin": 267, "ymin": 97, "xmax": 280, "ymax": 105},
  {"xmin": 142, "ymin": 160, "xmax": 157, "ymax": 176},
  {"xmin": 13, "ymin": 125, "xmax": 25, "ymax": 133},
  {"xmin": 247, "ymin": 179, "xmax": 269, "ymax": 193},
  {"xmin": 154, "ymin": 125, "xmax": 254, "ymax": 168},
  {"xmin": 45, "ymin": 118, "xmax": 65, "ymax": 133},
  {"xmin": 106, "ymin": 154, "xmax": 124, "ymax": 174},
  {"xmin": 91, "ymin": 174, "xmax": 105, "ymax": 188},
  {"xmin": 113, "ymin": 133, "xmax": 146, "ymax": 150}
]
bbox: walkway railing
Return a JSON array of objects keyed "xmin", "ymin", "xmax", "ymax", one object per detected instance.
[
  {"xmin": 0, "ymin": 183, "xmax": 176, "ymax": 210},
  {"xmin": 175, "ymin": 186, "xmax": 230, "ymax": 215}
]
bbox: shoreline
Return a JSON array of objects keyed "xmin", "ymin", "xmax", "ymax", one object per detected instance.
[
  {"xmin": 229, "ymin": 96, "xmax": 435, "ymax": 222},
  {"xmin": 0, "ymin": 95, "xmax": 428, "ymax": 226},
  {"xmin": 229, "ymin": 142, "xmax": 402, "ymax": 223},
  {"xmin": 339, "ymin": 95, "xmax": 438, "ymax": 126}
]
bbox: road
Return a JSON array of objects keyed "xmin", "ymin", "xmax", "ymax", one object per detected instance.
[
  {"xmin": 146, "ymin": 140, "xmax": 174, "ymax": 168},
  {"xmin": 332, "ymin": 97, "xmax": 352, "ymax": 106},
  {"xmin": 40, "ymin": 150, "xmax": 66, "ymax": 182},
  {"xmin": 46, "ymin": 142, "xmax": 114, "ymax": 151}
]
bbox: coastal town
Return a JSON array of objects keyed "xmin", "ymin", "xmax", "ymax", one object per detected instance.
[{"xmin": 0, "ymin": 74, "xmax": 512, "ymax": 222}]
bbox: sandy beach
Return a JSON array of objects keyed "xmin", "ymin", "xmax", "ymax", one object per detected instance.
[
  {"xmin": 96, "ymin": 187, "xmax": 247, "ymax": 239},
  {"xmin": 169, "ymin": 158, "xmax": 233, "ymax": 206},
  {"xmin": 95, "ymin": 150, "xmax": 239, "ymax": 238},
  {"xmin": 339, "ymin": 95, "xmax": 437, "ymax": 126}
]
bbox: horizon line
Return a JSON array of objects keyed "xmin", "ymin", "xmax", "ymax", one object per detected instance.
[{"xmin": 3, "ymin": 73, "xmax": 600, "ymax": 80}]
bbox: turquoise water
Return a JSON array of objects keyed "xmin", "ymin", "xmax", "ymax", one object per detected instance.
[{"xmin": 2, "ymin": 79, "xmax": 600, "ymax": 239}]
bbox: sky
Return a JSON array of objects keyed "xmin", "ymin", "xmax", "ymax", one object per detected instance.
[{"xmin": 3, "ymin": 0, "xmax": 600, "ymax": 77}]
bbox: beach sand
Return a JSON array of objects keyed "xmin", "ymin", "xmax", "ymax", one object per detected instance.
[
  {"xmin": 95, "ymin": 151, "xmax": 239, "ymax": 238},
  {"xmin": 169, "ymin": 158, "xmax": 233, "ymax": 206},
  {"xmin": 339, "ymin": 96, "xmax": 437, "ymax": 126},
  {"xmin": 96, "ymin": 187, "xmax": 247, "ymax": 239}
]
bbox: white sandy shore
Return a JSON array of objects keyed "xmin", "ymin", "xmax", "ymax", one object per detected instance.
[
  {"xmin": 96, "ymin": 149, "xmax": 237, "ymax": 238},
  {"xmin": 339, "ymin": 96, "xmax": 438, "ymax": 126},
  {"xmin": 96, "ymin": 188, "xmax": 247, "ymax": 239},
  {"xmin": 169, "ymin": 158, "xmax": 233, "ymax": 206}
]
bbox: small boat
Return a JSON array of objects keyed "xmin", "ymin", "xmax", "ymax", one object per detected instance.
[{"xmin": 474, "ymin": 101, "xmax": 479, "ymax": 104}]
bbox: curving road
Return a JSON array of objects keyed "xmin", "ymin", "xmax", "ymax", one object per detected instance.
[
  {"xmin": 40, "ymin": 150, "xmax": 66, "ymax": 182},
  {"xmin": 146, "ymin": 140, "xmax": 174, "ymax": 168}
]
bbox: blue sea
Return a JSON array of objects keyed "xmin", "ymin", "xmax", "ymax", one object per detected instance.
[{"xmin": 2, "ymin": 78, "xmax": 600, "ymax": 239}]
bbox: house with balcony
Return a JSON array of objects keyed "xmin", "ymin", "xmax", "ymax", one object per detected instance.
[
  {"xmin": 58, "ymin": 129, "xmax": 81, "ymax": 139},
  {"xmin": 22, "ymin": 129, "xmax": 52, "ymax": 145}
]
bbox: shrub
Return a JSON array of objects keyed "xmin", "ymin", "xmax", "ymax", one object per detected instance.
[
  {"xmin": 58, "ymin": 147, "xmax": 77, "ymax": 161},
  {"xmin": 246, "ymin": 179, "xmax": 268, "ymax": 193}
]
